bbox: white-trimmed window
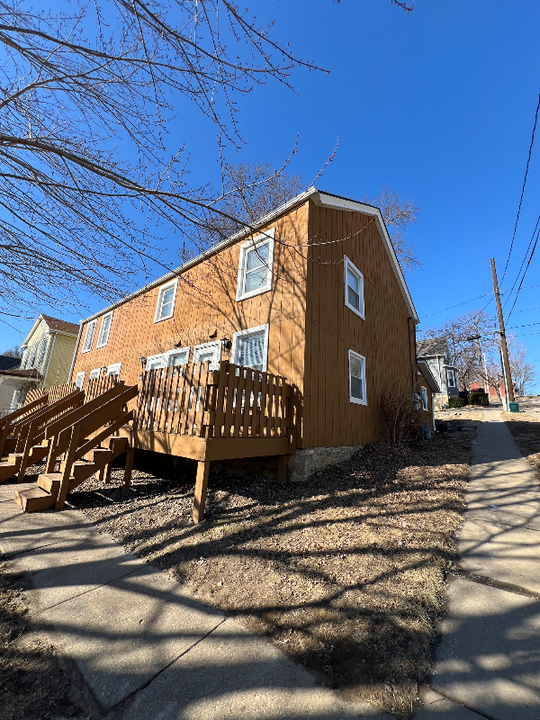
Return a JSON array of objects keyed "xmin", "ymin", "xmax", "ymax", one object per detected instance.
[
  {"xmin": 37, "ymin": 337, "xmax": 48, "ymax": 369},
  {"xmin": 231, "ymin": 324, "xmax": 269, "ymax": 372},
  {"xmin": 146, "ymin": 354, "xmax": 166, "ymax": 371},
  {"xmin": 167, "ymin": 347, "xmax": 190, "ymax": 367},
  {"xmin": 421, "ymin": 386, "xmax": 428, "ymax": 411},
  {"xmin": 193, "ymin": 341, "xmax": 221, "ymax": 370},
  {"xmin": 446, "ymin": 370, "xmax": 455, "ymax": 388},
  {"xmin": 154, "ymin": 279, "xmax": 178, "ymax": 323},
  {"xmin": 348, "ymin": 350, "xmax": 367, "ymax": 405},
  {"xmin": 107, "ymin": 362, "xmax": 121, "ymax": 377},
  {"xmin": 75, "ymin": 371, "xmax": 85, "ymax": 389},
  {"xmin": 89, "ymin": 368, "xmax": 101, "ymax": 379},
  {"xmin": 96, "ymin": 312, "xmax": 113, "ymax": 348},
  {"xmin": 344, "ymin": 256, "xmax": 365, "ymax": 319},
  {"xmin": 236, "ymin": 229, "xmax": 275, "ymax": 302},
  {"xmin": 82, "ymin": 320, "xmax": 97, "ymax": 353}
]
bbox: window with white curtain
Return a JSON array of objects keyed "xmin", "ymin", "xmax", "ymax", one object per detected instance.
[{"xmin": 231, "ymin": 324, "xmax": 269, "ymax": 372}]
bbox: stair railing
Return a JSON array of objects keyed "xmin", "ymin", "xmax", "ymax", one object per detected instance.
[{"xmin": 0, "ymin": 394, "xmax": 49, "ymax": 457}]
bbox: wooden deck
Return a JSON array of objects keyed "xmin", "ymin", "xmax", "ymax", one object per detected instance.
[{"xmin": 124, "ymin": 361, "xmax": 302, "ymax": 521}]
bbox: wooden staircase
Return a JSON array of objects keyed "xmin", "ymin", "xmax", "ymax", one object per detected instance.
[
  {"xmin": 15, "ymin": 436, "xmax": 129, "ymax": 512},
  {"xmin": 13, "ymin": 383, "xmax": 138, "ymax": 512}
]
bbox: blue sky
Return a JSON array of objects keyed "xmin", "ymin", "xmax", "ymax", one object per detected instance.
[{"xmin": 2, "ymin": 0, "xmax": 539, "ymax": 388}]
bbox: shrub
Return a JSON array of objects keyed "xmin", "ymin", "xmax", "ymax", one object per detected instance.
[
  {"xmin": 448, "ymin": 397, "xmax": 466, "ymax": 408},
  {"xmin": 468, "ymin": 392, "xmax": 489, "ymax": 406}
]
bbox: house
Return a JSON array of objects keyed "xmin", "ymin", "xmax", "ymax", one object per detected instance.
[
  {"xmin": 416, "ymin": 337, "xmax": 459, "ymax": 409},
  {"xmin": 3, "ymin": 315, "xmax": 79, "ymax": 413},
  {"xmin": 70, "ymin": 187, "xmax": 433, "ymax": 484},
  {"xmin": 0, "ymin": 355, "xmax": 24, "ymax": 417}
]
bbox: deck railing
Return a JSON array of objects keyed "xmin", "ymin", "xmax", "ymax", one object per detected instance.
[{"xmin": 135, "ymin": 361, "xmax": 301, "ymax": 446}]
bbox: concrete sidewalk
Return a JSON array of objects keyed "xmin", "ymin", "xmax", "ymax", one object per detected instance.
[
  {"xmin": 416, "ymin": 408, "xmax": 540, "ymax": 719},
  {"xmin": 0, "ymin": 482, "xmax": 389, "ymax": 720}
]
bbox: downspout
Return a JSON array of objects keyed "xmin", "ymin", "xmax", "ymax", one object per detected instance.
[
  {"xmin": 407, "ymin": 317, "xmax": 415, "ymax": 394},
  {"xmin": 68, "ymin": 321, "xmax": 83, "ymax": 384}
]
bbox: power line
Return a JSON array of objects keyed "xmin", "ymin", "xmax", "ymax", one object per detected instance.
[
  {"xmin": 511, "ymin": 306, "xmax": 540, "ymax": 314},
  {"xmin": 503, "ymin": 212, "xmax": 540, "ymax": 308},
  {"xmin": 421, "ymin": 292, "xmax": 494, "ymax": 319},
  {"xmin": 507, "ymin": 321, "xmax": 540, "ymax": 330},
  {"xmin": 506, "ymin": 225, "xmax": 540, "ymax": 321},
  {"xmin": 501, "ymin": 89, "xmax": 540, "ymax": 283}
]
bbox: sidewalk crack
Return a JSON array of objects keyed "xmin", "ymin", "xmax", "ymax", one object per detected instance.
[
  {"xmin": 452, "ymin": 569, "xmax": 540, "ymax": 599},
  {"xmin": 425, "ymin": 684, "xmax": 503, "ymax": 720}
]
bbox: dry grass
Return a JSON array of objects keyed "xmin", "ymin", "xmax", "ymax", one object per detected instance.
[
  {"xmin": 502, "ymin": 411, "xmax": 540, "ymax": 478},
  {"xmin": 67, "ymin": 420, "xmax": 478, "ymax": 718},
  {"xmin": 435, "ymin": 408, "xmax": 485, "ymax": 422},
  {"xmin": 0, "ymin": 553, "xmax": 84, "ymax": 720}
]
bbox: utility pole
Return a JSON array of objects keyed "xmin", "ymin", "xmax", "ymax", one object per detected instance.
[{"xmin": 491, "ymin": 258, "xmax": 515, "ymax": 403}]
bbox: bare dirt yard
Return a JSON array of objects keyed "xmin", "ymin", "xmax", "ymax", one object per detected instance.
[
  {"xmin": 60, "ymin": 416, "xmax": 478, "ymax": 718},
  {"xmin": 503, "ymin": 410, "xmax": 540, "ymax": 479}
]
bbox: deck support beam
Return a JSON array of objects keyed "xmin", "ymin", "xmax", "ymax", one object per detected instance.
[
  {"xmin": 193, "ymin": 460, "xmax": 210, "ymax": 524},
  {"xmin": 123, "ymin": 446, "xmax": 135, "ymax": 494}
]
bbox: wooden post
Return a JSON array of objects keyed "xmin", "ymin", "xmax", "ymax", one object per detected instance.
[
  {"xmin": 277, "ymin": 454, "xmax": 288, "ymax": 483},
  {"xmin": 56, "ymin": 424, "xmax": 80, "ymax": 510},
  {"xmin": 192, "ymin": 460, "xmax": 210, "ymax": 523},
  {"xmin": 104, "ymin": 462, "xmax": 112, "ymax": 484},
  {"xmin": 491, "ymin": 258, "xmax": 515, "ymax": 403},
  {"xmin": 122, "ymin": 447, "xmax": 135, "ymax": 494},
  {"xmin": 17, "ymin": 420, "xmax": 36, "ymax": 482}
]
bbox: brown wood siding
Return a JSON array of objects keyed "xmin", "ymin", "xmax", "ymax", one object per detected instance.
[
  {"xmin": 303, "ymin": 201, "xmax": 417, "ymax": 448},
  {"xmin": 71, "ymin": 203, "xmax": 309, "ymax": 396}
]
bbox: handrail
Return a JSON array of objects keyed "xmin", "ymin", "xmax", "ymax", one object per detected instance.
[
  {"xmin": 0, "ymin": 393, "xmax": 50, "ymax": 457},
  {"xmin": 45, "ymin": 383, "xmax": 131, "ymax": 439}
]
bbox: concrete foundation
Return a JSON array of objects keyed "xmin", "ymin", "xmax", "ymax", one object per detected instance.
[{"xmin": 287, "ymin": 445, "xmax": 362, "ymax": 483}]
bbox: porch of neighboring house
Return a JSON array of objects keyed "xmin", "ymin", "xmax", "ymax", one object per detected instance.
[{"xmin": 1, "ymin": 361, "xmax": 301, "ymax": 523}]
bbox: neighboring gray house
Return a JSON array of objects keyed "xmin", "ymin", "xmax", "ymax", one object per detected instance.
[{"xmin": 416, "ymin": 337, "xmax": 459, "ymax": 409}]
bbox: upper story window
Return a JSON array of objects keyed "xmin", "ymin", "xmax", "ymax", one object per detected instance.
[
  {"xmin": 348, "ymin": 350, "xmax": 367, "ymax": 405},
  {"xmin": 344, "ymin": 256, "xmax": 365, "ymax": 319},
  {"xmin": 446, "ymin": 370, "xmax": 456, "ymax": 388},
  {"xmin": 232, "ymin": 324, "xmax": 269, "ymax": 372},
  {"xmin": 82, "ymin": 320, "xmax": 97, "ymax": 353},
  {"xmin": 96, "ymin": 312, "xmax": 113, "ymax": 348},
  {"xmin": 154, "ymin": 279, "xmax": 178, "ymax": 323},
  {"xmin": 37, "ymin": 337, "xmax": 48, "ymax": 369},
  {"xmin": 236, "ymin": 229, "xmax": 275, "ymax": 302}
]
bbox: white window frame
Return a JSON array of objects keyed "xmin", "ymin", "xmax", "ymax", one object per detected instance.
[
  {"xmin": 89, "ymin": 368, "xmax": 101, "ymax": 379},
  {"xmin": 446, "ymin": 370, "xmax": 455, "ymax": 388},
  {"xmin": 348, "ymin": 349, "xmax": 367, "ymax": 406},
  {"xmin": 154, "ymin": 279, "xmax": 178, "ymax": 323},
  {"xmin": 231, "ymin": 324, "xmax": 270, "ymax": 372},
  {"xmin": 107, "ymin": 362, "xmax": 122, "ymax": 377},
  {"xmin": 166, "ymin": 347, "xmax": 190, "ymax": 367},
  {"xmin": 96, "ymin": 311, "xmax": 113, "ymax": 349},
  {"xmin": 421, "ymin": 386, "xmax": 428, "ymax": 411},
  {"xmin": 75, "ymin": 371, "xmax": 85, "ymax": 389},
  {"xmin": 82, "ymin": 320, "xmax": 97, "ymax": 353},
  {"xmin": 193, "ymin": 341, "xmax": 221, "ymax": 370},
  {"xmin": 146, "ymin": 353, "xmax": 167, "ymax": 371},
  {"xmin": 344, "ymin": 255, "xmax": 365, "ymax": 320},
  {"xmin": 236, "ymin": 229, "xmax": 275, "ymax": 302}
]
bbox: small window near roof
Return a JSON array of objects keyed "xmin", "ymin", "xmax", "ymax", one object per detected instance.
[
  {"xmin": 82, "ymin": 320, "xmax": 97, "ymax": 353},
  {"xmin": 154, "ymin": 280, "xmax": 177, "ymax": 323},
  {"xmin": 96, "ymin": 312, "xmax": 113, "ymax": 348},
  {"xmin": 231, "ymin": 325, "xmax": 269, "ymax": 372},
  {"xmin": 75, "ymin": 371, "xmax": 85, "ymax": 389},
  {"xmin": 344, "ymin": 256, "xmax": 365, "ymax": 319},
  {"xmin": 348, "ymin": 350, "xmax": 367, "ymax": 405},
  {"xmin": 236, "ymin": 230, "xmax": 275, "ymax": 302}
]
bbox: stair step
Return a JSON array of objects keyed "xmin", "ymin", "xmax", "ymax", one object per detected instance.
[
  {"xmin": 92, "ymin": 448, "xmax": 113, "ymax": 464},
  {"xmin": 109, "ymin": 436, "xmax": 128, "ymax": 455},
  {"xmin": 37, "ymin": 473, "xmax": 61, "ymax": 496},
  {"xmin": 4, "ymin": 437, "xmax": 17, "ymax": 454},
  {"xmin": 8, "ymin": 453, "xmax": 23, "ymax": 464},
  {"xmin": 14, "ymin": 486, "xmax": 56, "ymax": 513},
  {"xmin": 0, "ymin": 461, "xmax": 18, "ymax": 483}
]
